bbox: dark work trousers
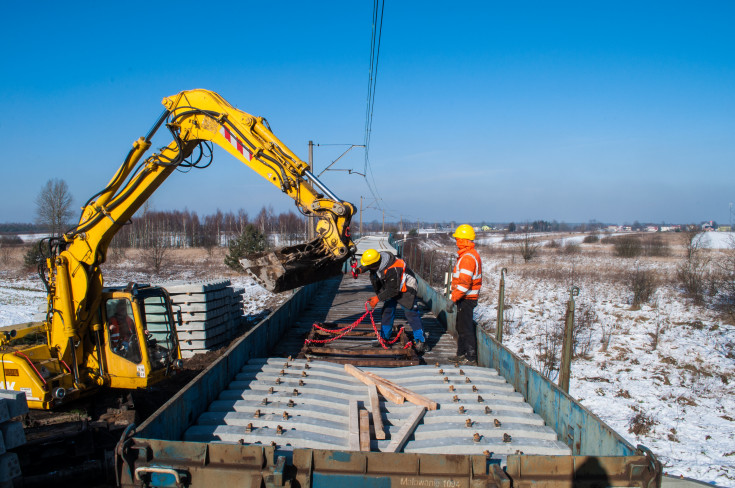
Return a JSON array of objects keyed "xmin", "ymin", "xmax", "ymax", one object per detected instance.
[
  {"xmin": 380, "ymin": 297, "xmax": 425, "ymax": 342},
  {"xmin": 456, "ymin": 299, "xmax": 477, "ymax": 360}
]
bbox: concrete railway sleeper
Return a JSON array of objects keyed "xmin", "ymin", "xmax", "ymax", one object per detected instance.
[{"xmin": 116, "ymin": 274, "xmax": 664, "ymax": 488}]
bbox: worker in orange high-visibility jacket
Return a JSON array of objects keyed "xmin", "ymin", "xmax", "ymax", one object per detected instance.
[
  {"xmin": 448, "ymin": 224, "xmax": 482, "ymax": 365},
  {"xmin": 357, "ymin": 249, "xmax": 427, "ymax": 353}
]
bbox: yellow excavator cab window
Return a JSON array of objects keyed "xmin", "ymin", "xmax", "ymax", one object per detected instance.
[{"xmin": 106, "ymin": 298, "xmax": 142, "ymax": 363}]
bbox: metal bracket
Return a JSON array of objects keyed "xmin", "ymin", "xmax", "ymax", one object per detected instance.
[
  {"xmin": 135, "ymin": 465, "xmax": 190, "ymax": 487},
  {"xmin": 265, "ymin": 455, "xmax": 289, "ymax": 488}
]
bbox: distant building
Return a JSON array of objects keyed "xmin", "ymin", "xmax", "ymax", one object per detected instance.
[
  {"xmin": 718, "ymin": 226, "xmax": 732, "ymax": 232},
  {"xmin": 646, "ymin": 226, "xmax": 658, "ymax": 232}
]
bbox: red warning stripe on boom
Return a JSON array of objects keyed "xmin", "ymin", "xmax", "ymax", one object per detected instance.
[{"xmin": 220, "ymin": 126, "xmax": 253, "ymax": 161}]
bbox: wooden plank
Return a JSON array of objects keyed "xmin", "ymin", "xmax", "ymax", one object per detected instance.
[
  {"xmin": 345, "ymin": 364, "xmax": 438, "ymax": 410},
  {"xmin": 348, "ymin": 399, "xmax": 359, "ymax": 451},
  {"xmin": 367, "ymin": 384, "xmax": 386, "ymax": 440},
  {"xmin": 385, "ymin": 407, "xmax": 426, "ymax": 453},
  {"xmin": 345, "ymin": 364, "xmax": 404, "ymax": 404},
  {"xmin": 359, "ymin": 408, "xmax": 371, "ymax": 451},
  {"xmin": 376, "ymin": 384, "xmax": 406, "ymax": 404}
]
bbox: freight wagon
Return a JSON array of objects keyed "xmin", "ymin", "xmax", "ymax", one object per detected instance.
[{"xmin": 115, "ymin": 272, "xmax": 663, "ymax": 488}]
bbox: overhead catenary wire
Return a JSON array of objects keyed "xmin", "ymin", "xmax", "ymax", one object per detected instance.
[{"xmin": 362, "ymin": 0, "xmax": 385, "ymax": 212}]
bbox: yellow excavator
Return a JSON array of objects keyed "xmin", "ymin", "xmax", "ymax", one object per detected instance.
[{"xmin": 0, "ymin": 89, "xmax": 355, "ymax": 409}]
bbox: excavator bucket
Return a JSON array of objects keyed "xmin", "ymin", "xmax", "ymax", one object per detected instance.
[{"xmin": 240, "ymin": 239, "xmax": 349, "ymax": 293}]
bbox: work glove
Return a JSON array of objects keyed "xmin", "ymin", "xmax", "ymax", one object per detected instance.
[
  {"xmin": 445, "ymin": 301, "xmax": 456, "ymax": 313},
  {"xmin": 367, "ymin": 296, "xmax": 380, "ymax": 309},
  {"xmin": 350, "ymin": 259, "xmax": 361, "ymax": 279}
]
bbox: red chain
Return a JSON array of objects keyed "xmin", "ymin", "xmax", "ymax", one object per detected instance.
[
  {"xmin": 305, "ymin": 309, "xmax": 370, "ymax": 344},
  {"xmin": 305, "ymin": 303, "xmax": 413, "ymax": 350}
]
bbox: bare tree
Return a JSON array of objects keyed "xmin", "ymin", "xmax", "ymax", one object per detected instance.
[
  {"xmin": 35, "ymin": 179, "xmax": 73, "ymax": 237},
  {"xmin": 517, "ymin": 224, "xmax": 540, "ymax": 263},
  {"xmin": 677, "ymin": 228, "xmax": 711, "ymax": 304},
  {"xmin": 717, "ymin": 236, "xmax": 735, "ymax": 319},
  {"xmin": 142, "ymin": 235, "xmax": 169, "ymax": 275}
]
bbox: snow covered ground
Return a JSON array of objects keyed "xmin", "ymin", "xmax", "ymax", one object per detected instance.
[
  {"xmin": 0, "ymin": 269, "xmax": 276, "ymax": 328},
  {"xmin": 0, "ymin": 277, "xmax": 46, "ymax": 326},
  {"xmin": 700, "ymin": 232, "xmax": 735, "ymax": 250},
  {"xmin": 471, "ymin": 245, "xmax": 735, "ymax": 486}
]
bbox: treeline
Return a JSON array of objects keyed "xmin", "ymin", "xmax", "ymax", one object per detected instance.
[
  {"xmin": 508, "ymin": 220, "xmax": 606, "ymax": 233},
  {"xmin": 0, "ymin": 223, "xmax": 48, "ymax": 233},
  {"xmin": 110, "ymin": 207, "xmax": 308, "ymax": 249}
]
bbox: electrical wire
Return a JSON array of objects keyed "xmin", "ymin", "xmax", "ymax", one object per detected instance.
[{"xmin": 362, "ymin": 0, "xmax": 386, "ymax": 212}]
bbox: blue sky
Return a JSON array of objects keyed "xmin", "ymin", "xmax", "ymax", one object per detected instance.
[{"xmin": 1, "ymin": 1, "xmax": 733, "ymax": 226}]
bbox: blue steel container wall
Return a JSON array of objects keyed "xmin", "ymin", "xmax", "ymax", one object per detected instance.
[
  {"xmin": 135, "ymin": 282, "xmax": 320, "ymax": 441},
  {"xmin": 414, "ymin": 274, "xmax": 456, "ymax": 336},
  {"xmin": 478, "ymin": 332, "xmax": 636, "ymax": 457},
  {"xmin": 416, "ymin": 273, "xmax": 635, "ymax": 457}
]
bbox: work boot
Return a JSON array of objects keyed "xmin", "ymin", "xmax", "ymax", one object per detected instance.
[
  {"xmin": 414, "ymin": 341, "xmax": 425, "ymax": 354},
  {"xmin": 448, "ymin": 354, "xmax": 466, "ymax": 363},
  {"xmin": 460, "ymin": 357, "xmax": 478, "ymax": 366}
]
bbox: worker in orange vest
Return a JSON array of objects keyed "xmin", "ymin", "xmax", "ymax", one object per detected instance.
[
  {"xmin": 109, "ymin": 300, "xmax": 135, "ymax": 350},
  {"xmin": 448, "ymin": 224, "xmax": 482, "ymax": 365},
  {"xmin": 358, "ymin": 249, "xmax": 427, "ymax": 353}
]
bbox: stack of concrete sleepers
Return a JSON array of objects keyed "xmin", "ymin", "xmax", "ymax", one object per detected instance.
[
  {"xmin": 183, "ymin": 358, "xmax": 571, "ymax": 463},
  {"xmin": 0, "ymin": 391, "xmax": 28, "ymax": 487},
  {"xmin": 165, "ymin": 280, "xmax": 245, "ymax": 358}
]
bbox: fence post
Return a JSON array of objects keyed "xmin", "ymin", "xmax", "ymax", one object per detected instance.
[
  {"xmin": 495, "ymin": 268, "xmax": 507, "ymax": 343},
  {"xmin": 559, "ymin": 285, "xmax": 580, "ymax": 393},
  {"xmin": 429, "ymin": 251, "xmax": 435, "ymax": 286},
  {"xmin": 445, "ymin": 260, "xmax": 453, "ymax": 299}
]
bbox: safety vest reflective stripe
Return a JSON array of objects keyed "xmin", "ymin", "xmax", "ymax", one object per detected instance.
[
  {"xmin": 453, "ymin": 255, "xmax": 481, "ymax": 278},
  {"xmin": 459, "ymin": 254, "xmax": 482, "ymax": 279},
  {"xmin": 451, "ymin": 248, "xmax": 482, "ymax": 301}
]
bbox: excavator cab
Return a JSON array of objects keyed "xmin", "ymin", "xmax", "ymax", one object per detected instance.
[{"xmin": 101, "ymin": 286, "xmax": 181, "ymax": 389}]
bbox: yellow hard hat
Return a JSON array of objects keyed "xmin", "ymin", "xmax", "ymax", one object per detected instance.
[
  {"xmin": 360, "ymin": 249, "xmax": 381, "ymax": 266},
  {"xmin": 453, "ymin": 224, "xmax": 475, "ymax": 240}
]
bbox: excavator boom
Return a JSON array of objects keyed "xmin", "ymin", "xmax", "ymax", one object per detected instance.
[{"xmin": 11, "ymin": 89, "xmax": 356, "ymax": 409}]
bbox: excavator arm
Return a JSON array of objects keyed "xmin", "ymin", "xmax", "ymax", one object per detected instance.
[{"xmin": 43, "ymin": 89, "xmax": 355, "ymax": 376}]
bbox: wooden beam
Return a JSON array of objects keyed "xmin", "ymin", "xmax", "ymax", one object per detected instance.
[
  {"xmin": 376, "ymin": 384, "xmax": 405, "ymax": 404},
  {"xmin": 348, "ymin": 399, "xmax": 359, "ymax": 451},
  {"xmin": 345, "ymin": 364, "xmax": 404, "ymax": 403},
  {"xmin": 345, "ymin": 364, "xmax": 438, "ymax": 410},
  {"xmin": 359, "ymin": 408, "xmax": 371, "ymax": 451},
  {"xmin": 367, "ymin": 384, "xmax": 387, "ymax": 440},
  {"xmin": 385, "ymin": 407, "xmax": 426, "ymax": 453}
]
